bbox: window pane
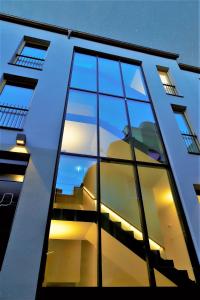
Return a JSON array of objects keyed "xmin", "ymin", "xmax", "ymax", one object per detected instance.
[
  {"xmin": 128, "ymin": 101, "xmax": 165, "ymax": 163},
  {"xmin": 0, "ymin": 84, "xmax": 33, "ymax": 107},
  {"xmin": 99, "ymin": 95, "xmax": 132, "ymax": 160},
  {"xmin": 100, "ymin": 162, "xmax": 148, "ymax": 286},
  {"xmin": 138, "ymin": 167, "xmax": 195, "ymax": 282},
  {"xmin": 158, "ymin": 71, "xmax": 171, "ymax": 85},
  {"xmin": 55, "ymin": 155, "xmax": 97, "ymax": 211},
  {"xmin": 70, "ymin": 53, "xmax": 97, "ymax": 91},
  {"xmin": 121, "ymin": 63, "xmax": 148, "ymax": 101},
  {"xmin": 174, "ymin": 113, "xmax": 190, "ymax": 134},
  {"xmin": 100, "ymin": 162, "xmax": 142, "ymax": 236},
  {"xmin": 98, "ymin": 58, "xmax": 123, "ymax": 96},
  {"xmin": 21, "ymin": 46, "xmax": 46, "ymax": 59},
  {"xmin": 61, "ymin": 90, "xmax": 97, "ymax": 156},
  {"xmin": 44, "ymin": 221, "xmax": 97, "ymax": 287}
]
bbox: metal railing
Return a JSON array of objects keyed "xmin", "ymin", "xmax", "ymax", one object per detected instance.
[
  {"xmin": 14, "ymin": 54, "xmax": 44, "ymax": 69},
  {"xmin": 182, "ymin": 133, "xmax": 200, "ymax": 154},
  {"xmin": 0, "ymin": 103, "xmax": 28, "ymax": 130},
  {"xmin": 163, "ymin": 84, "xmax": 178, "ymax": 96}
]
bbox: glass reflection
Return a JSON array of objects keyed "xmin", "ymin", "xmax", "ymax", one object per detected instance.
[
  {"xmin": 128, "ymin": 101, "xmax": 165, "ymax": 163},
  {"xmin": 121, "ymin": 63, "xmax": 148, "ymax": 101},
  {"xmin": 174, "ymin": 112, "xmax": 190, "ymax": 134},
  {"xmin": 99, "ymin": 95, "xmax": 132, "ymax": 159},
  {"xmin": 0, "ymin": 84, "xmax": 33, "ymax": 107},
  {"xmin": 61, "ymin": 90, "xmax": 97, "ymax": 156},
  {"xmin": 21, "ymin": 45, "xmax": 47, "ymax": 59},
  {"xmin": 98, "ymin": 58, "xmax": 123, "ymax": 96},
  {"xmin": 138, "ymin": 167, "xmax": 195, "ymax": 281},
  {"xmin": 70, "ymin": 53, "xmax": 97, "ymax": 91},
  {"xmin": 44, "ymin": 221, "xmax": 97, "ymax": 286},
  {"xmin": 55, "ymin": 155, "xmax": 97, "ymax": 211},
  {"xmin": 100, "ymin": 162, "xmax": 142, "ymax": 234}
]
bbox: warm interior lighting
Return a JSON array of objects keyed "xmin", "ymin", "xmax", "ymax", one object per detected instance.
[
  {"xmin": 83, "ymin": 186, "xmax": 163, "ymax": 251},
  {"xmin": 49, "ymin": 220, "xmax": 92, "ymax": 240},
  {"xmin": 16, "ymin": 133, "xmax": 26, "ymax": 146},
  {"xmin": 197, "ymin": 195, "xmax": 200, "ymax": 203},
  {"xmin": 10, "ymin": 146, "xmax": 28, "ymax": 154}
]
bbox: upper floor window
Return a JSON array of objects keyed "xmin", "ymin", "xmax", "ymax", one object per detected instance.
[
  {"xmin": 0, "ymin": 74, "xmax": 37, "ymax": 130},
  {"xmin": 172, "ymin": 105, "xmax": 200, "ymax": 154},
  {"xmin": 157, "ymin": 68, "xmax": 178, "ymax": 96},
  {"xmin": 12, "ymin": 36, "xmax": 50, "ymax": 70},
  {"xmin": 193, "ymin": 184, "xmax": 200, "ymax": 203}
]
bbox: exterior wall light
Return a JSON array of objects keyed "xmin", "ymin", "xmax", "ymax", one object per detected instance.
[{"xmin": 16, "ymin": 133, "xmax": 26, "ymax": 146}]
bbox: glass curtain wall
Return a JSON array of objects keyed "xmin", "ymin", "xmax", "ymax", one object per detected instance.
[{"xmin": 43, "ymin": 51, "xmax": 195, "ymax": 287}]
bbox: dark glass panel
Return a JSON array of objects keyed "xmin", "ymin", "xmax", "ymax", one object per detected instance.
[
  {"xmin": 121, "ymin": 63, "xmax": 148, "ymax": 101},
  {"xmin": 138, "ymin": 167, "xmax": 195, "ymax": 282},
  {"xmin": 99, "ymin": 95, "xmax": 132, "ymax": 159},
  {"xmin": 0, "ymin": 84, "xmax": 33, "ymax": 107},
  {"xmin": 98, "ymin": 58, "xmax": 123, "ymax": 96},
  {"xmin": 128, "ymin": 100, "xmax": 165, "ymax": 163},
  {"xmin": 55, "ymin": 155, "xmax": 97, "ymax": 211},
  {"xmin": 61, "ymin": 90, "xmax": 97, "ymax": 156},
  {"xmin": 70, "ymin": 53, "xmax": 97, "ymax": 91}
]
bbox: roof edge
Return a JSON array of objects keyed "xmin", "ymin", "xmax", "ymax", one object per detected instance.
[
  {"xmin": 0, "ymin": 12, "xmax": 179, "ymax": 60},
  {"xmin": 178, "ymin": 63, "xmax": 200, "ymax": 74}
]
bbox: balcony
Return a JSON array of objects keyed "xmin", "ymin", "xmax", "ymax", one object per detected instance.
[
  {"xmin": 182, "ymin": 133, "xmax": 200, "ymax": 154},
  {"xmin": 163, "ymin": 84, "xmax": 178, "ymax": 96},
  {"xmin": 0, "ymin": 103, "xmax": 28, "ymax": 130},
  {"xmin": 14, "ymin": 54, "xmax": 44, "ymax": 70}
]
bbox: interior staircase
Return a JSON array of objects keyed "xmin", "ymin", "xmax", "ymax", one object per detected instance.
[{"xmin": 51, "ymin": 208, "xmax": 197, "ymax": 287}]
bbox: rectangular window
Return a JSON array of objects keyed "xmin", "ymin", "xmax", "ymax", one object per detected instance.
[
  {"xmin": 0, "ymin": 74, "xmax": 37, "ymax": 130},
  {"xmin": 13, "ymin": 36, "xmax": 50, "ymax": 70},
  {"xmin": 172, "ymin": 105, "xmax": 200, "ymax": 154},
  {"xmin": 158, "ymin": 68, "xmax": 178, "ymax": 96}
]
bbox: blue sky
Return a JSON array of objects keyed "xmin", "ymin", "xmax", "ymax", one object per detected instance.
[{"xmin": 1, "ymin": 0, "xmax": 199, "ymax": 66}]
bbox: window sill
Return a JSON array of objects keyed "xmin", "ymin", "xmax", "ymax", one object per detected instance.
[
  {"xmin": 8, "ymin": 62, "xmax": 43, "ymax": 71},
  {"xmin": 166, "ymin": 93, "xmax": 184, "ymax": 98},
  {"xmin": 188, "ymin": 151, "xmax": 200, "ymax": 156},
  {"xmin": 0, "ymin": 126, "xmax": 23, "ymax": 131}
]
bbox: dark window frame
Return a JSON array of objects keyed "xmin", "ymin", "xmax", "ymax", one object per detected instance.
[
  {"xmin": 37, "ymin": 47, "xmax": 200, "ymax": 290},
  {"xmin": 0, "ymin": 74, "xmax": 37, "ymax": 130},
  {"xmin": 157, "ymin": 66, "xmax": 180, "ymax": 97},
  {"xmin": 172, "ymin": 104, "xmax": 200, "ymax": 155},
  {"xmin": 10, "ymin": 36, "xmax": 50, "ymax": 71}
]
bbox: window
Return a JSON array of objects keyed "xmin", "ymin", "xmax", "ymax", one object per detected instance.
[
  {"xmin": 13, "ymin": 36, "xmax": 50, "ymax": 70},
  {"xmin": 193, "ymin": 185, "xmax": 200, "ymax": 203},
  {"xmin": 43, "ymin": 51, "xmax": 196, "ymax": 287},
  {"xmin": 0, "ymin": 74, "xmax": 37, "ymax": 130},
  {"xmin": 172, "ymin": 105, "xmax": 200, "ymax": 154},
  {"xmin": 157, "ymin": 68, "xmax": 178, "ymax": 96}
]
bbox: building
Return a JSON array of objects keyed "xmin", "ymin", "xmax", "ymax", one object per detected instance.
[{"xmin": 0, "ymin": 13, "xmax": 200, "ymax": 300}]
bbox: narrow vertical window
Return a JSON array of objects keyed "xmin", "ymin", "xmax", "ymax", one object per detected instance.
[
  {"xmin": 172, "ymin": 105, "xmax": 200, "ymax": 154},
  {"xmin": 157, "ymin": 68, "xmax": 178, "ymax": 96}
]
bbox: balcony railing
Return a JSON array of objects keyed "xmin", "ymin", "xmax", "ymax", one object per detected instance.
[
  {"xmin": 163, "ymin": 84, "xmax": 178, "ymax": 96},
  {"xmin": 181, "ymin": 133, "xmax": 200, "ymax": 154},
  {"xmin": 0, "ymin": 103, "xmax": 28, "ymax": 130},
  {"xmin": 14, "ymin": 54, "xmax": 44, "ymax": 70}
]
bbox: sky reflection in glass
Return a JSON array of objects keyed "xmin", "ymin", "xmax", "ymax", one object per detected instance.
[
  {"xmin": 56, "ymin": 155, "xmax": 96, "ymax": 196},
  {"xmin": 174, "ymin": 113, "xmax": 190, "ymax": 134},
  {"xmin": 98, "ymin": 58, "xmax": 123, "ymax": 96},
  {"xmin": 71, "ymin": 53, "xmax": 97, "ymax": 91},
  {"xmin": 99, "ymin": 95, "xmax": 131, "ymax": 159},
  {"xmin": 121, "ymin": 63, "xmax": 148, "ymax": 101},
  {"xmin": 21, "ymin": 45, "xmax": 47, "ymax": 59},
  {"xmin": 0, "ymin": 84, "xmax": 33, "ymax": 107}
]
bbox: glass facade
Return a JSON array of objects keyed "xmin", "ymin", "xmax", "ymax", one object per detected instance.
[{"xmin": 43, "ymin": 51, "xmax": 195, "ymax": 287}]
